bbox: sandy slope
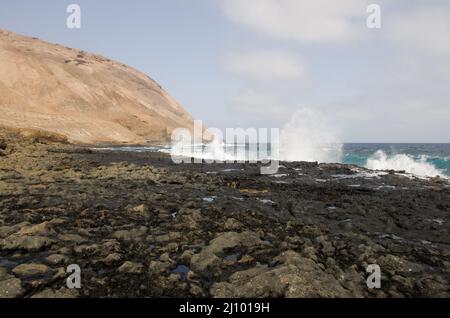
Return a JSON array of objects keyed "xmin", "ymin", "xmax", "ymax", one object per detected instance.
[{"xmin": 0, "ymin": 29, "xmax": 195, "ymax": 144}]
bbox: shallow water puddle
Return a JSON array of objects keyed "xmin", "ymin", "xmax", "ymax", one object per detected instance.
[
  {"xmin": 432, "ymin": 219, "xmax": 444, "ymax": 225},
  {"xmin": 224, "ymin": 254, "xmax": 239, "ymax": 262},
  {"xmin": 379, "ymin": 233, "xmax": 404, "ymax": 240},
  {"xmin": 375, "ymin": 185, "xmax": 396, "ymax": 190},
  {"xmin": 0, "ymin": 257, "xmax": 18, "ymax": 269},
  {"xmin": 202, "ymin": 196, "xmax": 217, "ymax": 203},
  {"xmin": 173, "ymin": 265, "xmax": 190, "ymax": 281},
  {"xmin": 222, "ymin": 169, "xmax": 243, "ymax": 172},
  {"xmin": 257, "ymin": 198, "xmax": 275, "ymax": 204}
]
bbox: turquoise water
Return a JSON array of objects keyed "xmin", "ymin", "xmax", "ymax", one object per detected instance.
[{"xmin": 342, "ymin": 143, "xmax": 450, "ymax": 177}]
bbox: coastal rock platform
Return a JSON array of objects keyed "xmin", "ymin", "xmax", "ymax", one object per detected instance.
[{"xmin": 0, "ymin": 129, "xmax": 449, "ymax": 298}]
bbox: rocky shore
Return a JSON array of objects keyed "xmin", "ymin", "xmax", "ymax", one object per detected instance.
[{"xmin": 0, "ymin": 128, "xmax": 449, "ymax": 298}]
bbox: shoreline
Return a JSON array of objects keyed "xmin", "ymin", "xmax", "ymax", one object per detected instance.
[{"xmin": 0, "ymin": 129, "xmax": 449, "ymax": 298}]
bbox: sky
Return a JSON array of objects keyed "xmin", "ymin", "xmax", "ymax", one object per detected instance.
[{"xmin": 1, "ymin": 0, "xmax": 449, "ymax": 142}]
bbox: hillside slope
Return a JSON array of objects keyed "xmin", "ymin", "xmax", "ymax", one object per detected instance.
[{"xmin": 0, "ymin": 29, "xmax": 195, "ymax": 144}]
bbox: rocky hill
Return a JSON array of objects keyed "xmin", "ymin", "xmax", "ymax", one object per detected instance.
[{"xmin": 0, "ymin": 29, "xmax": 195, "ymax": 144}]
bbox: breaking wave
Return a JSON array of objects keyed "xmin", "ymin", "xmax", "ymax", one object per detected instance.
[
  {"xmin": 366, "ymin": 150, "xmax": 446, "ymax": 178},
  {"xmin": 279, "ymin": 108, "xmax": 342, "ymax": 163}
]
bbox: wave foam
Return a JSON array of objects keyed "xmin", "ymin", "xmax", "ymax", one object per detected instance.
[
  {"xmin": 168, "ymin": 135, "xmax": 246, "ymax": 162},
  {"xmin": 168, "ymin": 108, "xmax": 343, "ymax": 164},
  {"xmin": 279, "ymin": 108, "xmax": 342, "ymax": 163},
  {"xmin": 366, "ymin": 150, "xmax": 446, "ymax": 178}
]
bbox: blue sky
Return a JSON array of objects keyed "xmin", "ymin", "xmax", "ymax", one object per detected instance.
[{"xmin": 1, "ymin": 0, "xmax": 449, "ymax": 142}]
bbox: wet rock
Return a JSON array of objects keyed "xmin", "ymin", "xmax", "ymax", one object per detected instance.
[
  {"xmin": 416, "ymin": 275, "xmax": 449, "ymax": 297},
  {"xmin": 48, "ymin": 218, "xmax": 69, "ymax": 227},
  {"xmin": 58, "ymin": 233, "xmax": 87, "ymax": 243},
  {"xmin": 52, "ymin": 267, "xmax": 67, "ymax": 280},
  {"xmin": 0, "ymin": 222, "xmax": 30, "ymax": 238},
  {"xmin": 378, "ymin": 254, "xmax": 424, "ymax": 275},
  {"xmin": 0, "ymin": 267, "xmax": 9, "ymax": 280},
  {"xmin": 0, "ymin": 141, "xmax": 6, "ymax": 156},
  {"xmin": 315, "ymin": 235, "xmax": 335, "ymax": 256},
  {"xmin": 180, "ymin": 250, "xmax": 195, "ymax": 263},
  {"xmin": 74, "ymin": 243, "xmax": 101, "ymax": 256},
  {"xmin": 224, "ymin": 218, "xmax": 243, "ymax": 231},
  {"xmin": 117, "ymin": 261, "xmax": 144, "ymax": 274},
  {"xmin": 45, "ymin": 254, "xmax": 69, "ymax": 266},
  {"xmin": 17, "ymin": 221, "xmax": 55, "ymax": 236},
  {"xmin": 102, "ymin": 253, "xmax": 123, "ymax": 265},
  {"xmin": 153, "ymin": 232, "xmax": 182, "ymax": 243},
  {"xmin": 237, "ymin": 254, "xmax": 254, "ymax": 265},
  {"xmin": 164, "ymin": 242, "xmax": 179, "ymax": 253},
  {"xmin": 149, "ymin": 260, "xmax": 172, "ymax": 274},
  {"xmin": 189, "ymin": 284, "xmax": 205, "ymax": 297},
  {"xmin": 113, "ymin": 226, "xmax": 147, "ymax": 241},
  {"xmin": 339, "ymin": 265, "xmax": 366, "ymax": 297},
  {"xmin": 74, "ymin": 239, "xmax": 120, "ymax": 258},
  {"xmin": 0, "ymin": 278, "xmax": 24, "ymax": 298},
  {"xmin": 177, "ymin": 209, "xmax": 202, "ymax": 230},
  {"xmin": 0, "ymin": 235, "xmax": 55, "ymax": 252},
  {"xmin": 12, "ymin": 263, "xmax": 51, "ymax": 277},
  {"xmin": 128, "ymin": 204, "xmax": 150, "ymax": 220},
  {"xmin": 191, "ymin": 231, "xmax": 262, "ymax": 272},
  {"xmin": 211, "ymin": 251, "xmax": 351, "ymax": 298}
]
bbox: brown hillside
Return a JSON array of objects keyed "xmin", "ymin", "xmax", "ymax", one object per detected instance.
[{"xmin": 0, "ymin": 29, "xmax": 195, "ymax": 144}]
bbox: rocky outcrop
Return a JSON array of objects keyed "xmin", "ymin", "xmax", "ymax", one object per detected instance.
[
  {"xmin": 0, "ymin": 29, "xmax": 195, "ymax": 144},
  {"xmin": 210, "ymin": 251, "xmax": 352, "ymax": 298},
  {"xmin": 191, "ymin": 231, "xmax": 263, "ymax": 272},
  {"xmin": 0, "ymin": 129, "xmax": 449, "ymax": 298}
]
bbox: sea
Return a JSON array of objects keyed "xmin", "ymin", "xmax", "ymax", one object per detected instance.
[
  {"xmin": 98, "ymin": 143, "xmax": 450, "ymax": 179},
  {"xmin": 342, "ymin": 143, "xmax": 450, "ymax": 178}
]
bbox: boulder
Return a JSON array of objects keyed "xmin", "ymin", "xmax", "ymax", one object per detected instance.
[
  {"xmin": 191, "ymin": 231, "xmax": 262, "ymax": 272},
  {"xmin": 74, "ymin": 239, "xmax": 120, "ymax": 257},
  {"xmin": 12, "ymin": 263, "xmax": 51, "ymax": 277},
  {"xmin": 117, "ymin": 261, "xmax": 144, "ymax": 274},
  {"xmin": 210, "ymin": 251, "xmax": 351, "ymax": 298},
  {"xmin": 224, "ymin": 218, "xmax": 243, "ymax": 231},
  {"xmin": 113, "ymin": 226, "xmax": 147, "ymax": 241},
  {"xmin": 45, "ymin": 254, "xmax": 69, "ymax": 266},
  {"xmin": 17, "ymin": 221, "xmax": 55, "ymax": 236},
  {"xmin": 127, "ymin": 204, "xmax": 150, "ymax": 220},
  {"xmin": 102, "ymin": 253, "xmax": 123, "ymax": 265},
  {"xmin": 0, "ymin": 278, "xmax": 24, "ymax": 298},
  {"xmin": 0, "ymin": 235, "xmax": 55, "ymax": 252}
]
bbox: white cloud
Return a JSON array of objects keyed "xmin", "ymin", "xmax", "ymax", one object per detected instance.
[
  {"xmin": 385, "ymin": 5, "xmax": 450, "ymax": 80},
  {"xmin": 224, "ymin": 50, "xmax": 306, "ymax": 80},
  {"xmin": 217, "ymin": 0, "xmax": 450, "ymax": 142},
  {"xmin": 230, "ymin": 90, "xmax": 292, "ymax": 119},
  {"xmin": 387, "ymin": 6, "xmax": 450, "ymax": 58},
  {"xmin": 219, "ymin": 0, "xmax": 367, "ymax": 44},
  {"xmin": 333, "ymin": 93, "xmax": 450, "ymax": 142}
]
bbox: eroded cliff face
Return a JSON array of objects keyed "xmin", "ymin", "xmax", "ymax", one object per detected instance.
[{"xmin": 0, "ymin": 29, "xmax": 195, "ymax": 144}]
